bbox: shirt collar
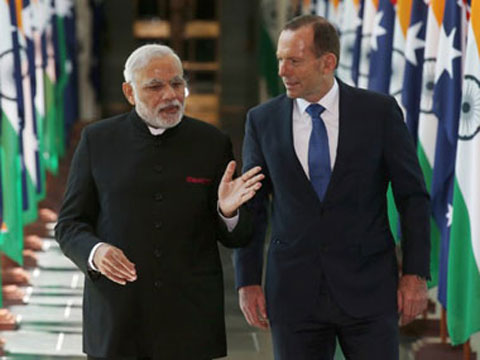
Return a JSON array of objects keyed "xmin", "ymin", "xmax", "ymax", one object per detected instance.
[
  {"xmin": 296, "ymin": 78, "xmax": 339, "ymax": 117},
  {"xmin": 147, "ymin": 125, "xmax": 166, "ymax": 136}
]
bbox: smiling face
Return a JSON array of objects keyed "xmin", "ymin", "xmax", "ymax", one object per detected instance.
[
  {"xmin": 122, "ymin": 55, "xmax": 186, "ymax": 129},
  {"xmin": 277, "ymin": 25, "xmax": 335, "ymax": 102}
]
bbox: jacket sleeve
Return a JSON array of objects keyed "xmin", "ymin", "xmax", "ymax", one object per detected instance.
[
  {"xmin": 233, "ymin": 110, "xmax": 272, "ymax": 289},
  {"xmin": 384, "ymin": 98, "xmax": 431, "ymax": 279},
  {"xmin": 54, "ymin": 128, "xmax": 102, "ymax": 278}
]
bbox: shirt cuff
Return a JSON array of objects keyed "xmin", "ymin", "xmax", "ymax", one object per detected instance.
[
  {"xmin": 88, "ymin": 242, "xmax": 105, "ymax": 271},
  {"xmin": 217, "ymin": 203, "xmax": 239, "ymax": 232}
]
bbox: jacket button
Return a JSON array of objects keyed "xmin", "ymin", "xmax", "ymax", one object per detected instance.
[
  {"xmin": 320, "ymin": 245, "xmax": 329, "ymax": 253},
  {"xmin": 154, "ymin": 280, "xmax": 163, "ymax": 288},
  {"xmin": 154, "ymin": 165, "xmax": 162, "ymax": 173},
  {"xmin": 154, "ymin": 193, "xmax": 163, "ymax": 201},
  {"xmin": 154, "ymin": 221, "xmax": 162, "ymax": 229},
  {"xmin": 154, "ymin": 249, "xmax": 162, "ymax": 258}
]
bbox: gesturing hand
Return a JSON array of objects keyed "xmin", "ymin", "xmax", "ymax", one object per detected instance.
[
  {"xmin": 218, "ymin": 161, "xmax": 264, "ymax": 217},
  {"xmin": 93, "ymin": 243, "xmax": 137, "ymax": 285}
]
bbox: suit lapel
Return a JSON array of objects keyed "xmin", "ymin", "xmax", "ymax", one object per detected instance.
[
  {"xmin": 276, "ymin": 96, "xmax": 317, "ymax": 193},
  {"xmin": 273, "ymin": 83, "xmax": 357, "ymax": 204},
  {"xmin": 322, "ymin": 80, "xmax": 355, "ymax": 203}
]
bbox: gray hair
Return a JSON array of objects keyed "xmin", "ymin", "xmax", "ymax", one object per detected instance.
[{"xmin": 123, "ymin": 44, "xmax": 183, "ymax": 84}]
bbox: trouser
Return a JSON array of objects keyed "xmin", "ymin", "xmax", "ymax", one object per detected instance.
[{"xmin": 270, "ymin": 287, "xmax": 399, "ymax": 360}]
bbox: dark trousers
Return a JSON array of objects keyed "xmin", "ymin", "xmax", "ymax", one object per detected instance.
[{"xmin": 270, "ymin": 287, "xmax": 399, "ymax": 360}]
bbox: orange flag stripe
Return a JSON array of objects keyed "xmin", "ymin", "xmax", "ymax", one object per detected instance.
[
  {"xmin": 397, "ymin": 0, "xmax": 413, "ymax": 37},
  {"xmin": 472, "ymin": 0, "xmax": 480, "ymax": 56},
  {"xmin": 14, "ymin": 0, "xmax": 22, "ymax": 32},
  {"xmin": 431, "ymin": 0, "xmax": 446, "ymax": 26}
]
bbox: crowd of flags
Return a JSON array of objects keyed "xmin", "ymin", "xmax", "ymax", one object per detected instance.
[
  {"xmin": 260, "ymin": 0, "xmax": 480, "ymax": 347},
  {"xmin": 0, "ymin": 0, "xmax": 78, "ymax": 276}
]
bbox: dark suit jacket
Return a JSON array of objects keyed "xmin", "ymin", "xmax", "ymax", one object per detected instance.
[
  {"xmin": 234, "ymin": 80, "xmax": 430, "ymax": 323},
  {"xmin": 55, "ymin": 110, "xmax": 251, "ymax": 359}
]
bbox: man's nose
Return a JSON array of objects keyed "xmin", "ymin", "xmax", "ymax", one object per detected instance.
[
  {"xmin": 278, "ymin": 61, "xmax": 288, "ymax": 77},
  {"xmin": 160, "ymin": 84, "xmax": 177, "ymax": 100}
]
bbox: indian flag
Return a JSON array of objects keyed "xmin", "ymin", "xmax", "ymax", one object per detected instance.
[
  {"xmin": 447, "ymin": 0, "xmax": 480, "ymax": 345},
  {"xmin": 389, "ymin": 0, "xmax": 412, "ymax": 106},
  {"xmin": 385, "ymin": 0, "xmax": 412, "ymax": 243},
  {"xmin": 26, "ymin": 0, "xmax": 52, "ymax": 201},
  {"xmin": 0, "ymin": 0, "xmax": 25, "ymax": 265},
  {"xmin": 417, "ymin": 0, "xmax": 445, "ymax": 287},
  {"xmin": 43, "ymin": 2, "xmax": 59, "ymax": 174},
  {"xmin": 16, "ymin": 0, "xmax": 40, "ymax": 224},
  {"xmin": 326, "ymin": 0, "xmax": 343, "ymax": 30}
]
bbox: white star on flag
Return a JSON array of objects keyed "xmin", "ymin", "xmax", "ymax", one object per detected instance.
[
  {"xmin": 405, "ymin": 21, "xmax": 425, "ymax": 66},
  {"xmin": 370, "ymin": 11, "xmax": 387, "ymax": 51},
  {"xmin": 446, "ymin": 203, "xmax": 454, "ymax": 227},
  {"xmin": 66, "ymin": 59, "xmax": 73, "ymax": 75},
  {"xmin": 352, "ymin": 12, "xmax": 363, "ymax": 31},
  {"xmin": 435, "ymin": 26, "xmax": 462, "ymax": 82},
  {"xmin": 55, "ymin": 0, "xmax": 74, "ymax": 17}
]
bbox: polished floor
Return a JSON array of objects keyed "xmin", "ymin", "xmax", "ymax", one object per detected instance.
[{"xmin": 1, "ymin": 233, "xmax": 478, "ymax": 359}]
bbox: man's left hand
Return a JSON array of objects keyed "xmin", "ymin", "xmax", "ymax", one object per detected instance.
[
  {"xmin": 218, "ymin": 161, "xmax": 264, "ymax": 217},
  {"xmin": 397, "ymin": 274, "xmax": 428, "ymax": 325}
]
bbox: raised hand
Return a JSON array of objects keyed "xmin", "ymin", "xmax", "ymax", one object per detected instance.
[
  {"xmin": 218, "ymin": 161, "xmax": 264, "ymax": 217},
  {"xmin": 93, "ymin": 243, "xmax": 137, "ymax": 285}
]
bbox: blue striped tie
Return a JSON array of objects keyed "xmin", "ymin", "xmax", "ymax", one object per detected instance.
[{"xmin": 306, "ymin": 104, "xmax": 331, "ymax": 201}]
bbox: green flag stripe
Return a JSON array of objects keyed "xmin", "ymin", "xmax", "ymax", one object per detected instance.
[
  {"xmin": 0, "ymin": 111, "xmax": 24, "ymax": 265},
  {"xmin": 447, "ymin": 179, "xmax": 480, "ymax": 345},
  {"xmin": 417, "ymin": 143, "xmax": 440, "ymax": 287},
  {"xmin": 44, "ymin": 71, "xmax": 59, "ymax": 174}
]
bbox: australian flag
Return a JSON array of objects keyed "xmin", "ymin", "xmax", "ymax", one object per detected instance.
[
  {"xmin": 432, "ymin": 0, "xmax": 464, "ymax": 308},
  {"xmin": 367, "ymin": 0, "xmax": 395, "ymax": 93},
  {"xmin": 351, "ymin": 0, "xmax": 365, "ymax": 86},
  {"xmin": 401, "ymin": 0, "xmax": 428, "ymax": 144}
]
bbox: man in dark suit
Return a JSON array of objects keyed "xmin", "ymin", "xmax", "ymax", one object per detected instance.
[
  {"xmin": 55, "ymin": 44, "xmax": 264, "ymax": 360},
  {"xmin": 234, "ymin": 15, "xmax": 430, "ymax": 359}
]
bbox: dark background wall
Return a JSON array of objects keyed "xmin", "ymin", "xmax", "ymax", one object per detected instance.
[{"xmin": 98, "ymin": 0, "xmax": 260, "ymax": 159}]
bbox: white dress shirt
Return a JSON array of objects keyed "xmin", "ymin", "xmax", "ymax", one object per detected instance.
[
  {"xmin": 293, "ymin": 79, "xmax": 340, "ymax": 178},
  {"xmin": 88, "ymin": 123, "xmax": 238, "ymax": 270}
]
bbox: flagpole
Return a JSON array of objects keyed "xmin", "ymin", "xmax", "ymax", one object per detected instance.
[
  {"xmin": 440, "ymin": 307, "xmax": 447, "ymax": 344},
  {"xmin": 463, "ymin": 340, "xmax": 471, "ymax": 360}
]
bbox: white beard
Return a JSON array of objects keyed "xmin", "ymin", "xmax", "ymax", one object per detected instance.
[{"xmin": 134, "ymin": 93, "xmax": 184, "ymax": 129}]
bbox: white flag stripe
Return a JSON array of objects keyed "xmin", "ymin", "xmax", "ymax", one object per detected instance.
[
  {"xmin": 0, "ymin": 0, "xmax": 20, "ymax": 134},
  {"xmin": 456, "ymin": 23, "xmax": 480, "ymax": 272}
]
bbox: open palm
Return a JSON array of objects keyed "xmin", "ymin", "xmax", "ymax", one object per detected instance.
[{"xmin": 218, "ymin": 161, "xmax": 264, "ymax": 217}]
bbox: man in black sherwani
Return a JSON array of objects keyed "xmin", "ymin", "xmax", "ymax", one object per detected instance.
[{"xmin": 55, "ymin": 44, "xmax": 264, "ymax": 360}]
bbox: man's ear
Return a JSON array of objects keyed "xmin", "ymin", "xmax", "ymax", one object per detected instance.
[
  {"xmin": 122, "ymin": 82, "xmax": 136, "ymax": 106},
  {"xmin": 322, "ymin": 53, "xmax": 337, "ymax": 74}
]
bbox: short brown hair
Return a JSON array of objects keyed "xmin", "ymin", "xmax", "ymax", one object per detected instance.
[{"xmin": 283, "ymin": 15, "xmax": 340, "ymax": 68}]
